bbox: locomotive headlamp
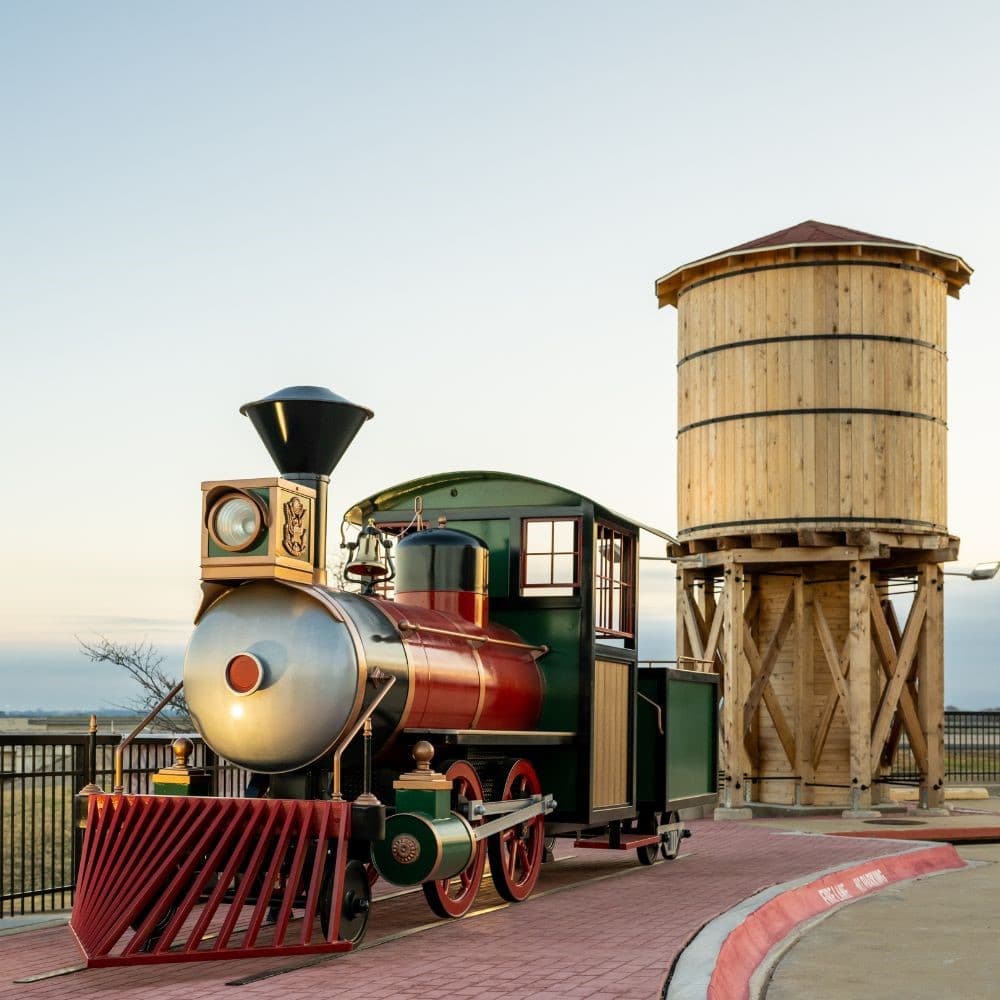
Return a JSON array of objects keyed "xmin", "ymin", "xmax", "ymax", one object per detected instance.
[
  {"xmin": 209, "ymin": 493, "xmax": 265, "ymax": 552},
  {"xmin": 200, "ymin": 478, "xmax": 316, "ymax": 585}
]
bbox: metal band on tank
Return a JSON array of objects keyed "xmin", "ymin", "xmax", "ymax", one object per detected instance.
[
  {"xmin": 366, "ymin": 599, "xmax": 420, "ymax": 746},
  {"xmin": 677, "ymin": 332, "xmax": 944, "ymax": 367},
  {"xmin": 678, "ymin": 513, "xmax": 942, "ymax": 536},
  {"xmin": 468, "ymin": 640, "xmax": 487, "ymax": 730},
  {"xmin": 677, "ymin": 406, "xmax": 944, "ymax": 436},
  {"xmin": 285, "ymin": 583, "xmax": 367, "ymax": 741},
  {"xmin": 675, "ymin": 258, "xmax": 947, "ymax": 301}
]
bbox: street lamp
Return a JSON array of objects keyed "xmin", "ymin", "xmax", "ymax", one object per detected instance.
[{"xmin": 942, "ymin": 561, "xmax": 1000, "ymax": 581}]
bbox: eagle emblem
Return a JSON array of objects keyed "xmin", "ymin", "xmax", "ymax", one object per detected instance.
[{"xmin": 283, "ymin": 497, "xmax": 309, "ymax": 558}]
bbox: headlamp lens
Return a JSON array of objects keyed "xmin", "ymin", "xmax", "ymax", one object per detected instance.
[{"xmin": 214, "ymin": 498, "xmax": 260, "ymax": 549}]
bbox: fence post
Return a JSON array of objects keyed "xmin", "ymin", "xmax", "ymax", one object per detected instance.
[
  {"xmin": 87, "ymin": 714, "xmax": 97, "ymax": 786},
  {"xmin": 204, "ymin": 744, "xmax": 218, "ymax": 796}
]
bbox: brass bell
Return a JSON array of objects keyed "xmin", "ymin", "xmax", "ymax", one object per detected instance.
[{"xmin": 345, "ymin": 520, "xmax": 394, "ymax": 584}]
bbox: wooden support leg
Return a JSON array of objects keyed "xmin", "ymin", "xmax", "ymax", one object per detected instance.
[
  {"xmin": 917, "ymin": 564, "xmax": 945, "ymax": 809},
  {"xmin": 721, "ymin": 563, "xmax": 751, "ymax": 808},
  {"xmin": 794, "ymin": 574, "xmax": 815, "ymax": 806},
  {"xmin": 847, "ymin": 560, "xmax": 873, "ymax": 810}
]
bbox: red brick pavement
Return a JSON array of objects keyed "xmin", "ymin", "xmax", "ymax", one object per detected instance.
[{"xmin": 0, "ymin": 821, "xmax": 925, "ymax": 999}]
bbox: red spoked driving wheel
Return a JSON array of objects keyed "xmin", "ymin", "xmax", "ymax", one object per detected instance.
[
  {"xmin": 487, "ymin": 759, "xmax": 543, "ymax": 902},
  {"xmin": 421, "ymin": 760, "xmax": 487, "ymax": 918}
]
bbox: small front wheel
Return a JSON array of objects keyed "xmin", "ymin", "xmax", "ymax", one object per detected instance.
[{"xmin": 320, "ymin": 858, "xmax": 371, "ymax": 944}]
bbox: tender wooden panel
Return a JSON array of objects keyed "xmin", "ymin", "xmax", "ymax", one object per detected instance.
[{"xmin": 591, "ymin": 659, "xmax": 630, "ymax": 809}]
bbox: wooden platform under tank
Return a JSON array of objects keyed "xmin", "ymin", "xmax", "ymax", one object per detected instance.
[
  {"xmin": 669, "ymin": 528, "xmax": 958, "ymax": 565},
  {"xmin": 674, "ymin": 538, "xmax": 948, "ymax": 811}
]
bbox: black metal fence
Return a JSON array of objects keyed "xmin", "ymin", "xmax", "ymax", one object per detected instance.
[
  {"xmin": 890, "ymin": 710, "xmax": 1000, "ymax": 784},
  {"xmin": 0, "ymin": 734, "xmax": 248, "ymax": 917}
]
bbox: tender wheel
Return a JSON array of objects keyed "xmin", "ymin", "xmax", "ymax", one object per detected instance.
[
  {"xmin": 543, "ymin": 835, "xmax": 557, "ymax": 863},
  {"xmin": 635, "ymin": 813, "xmax": 659, "ymax": 866},
  {"xmin": 486, "ymin": 759, "xmax": 544, "ymax": 902},
  {"xmin": 422, "ymin": 760, "xmax": 487, "ymax": 918},
  {"xmin": 320, "ymin": 858, "xmax": 371, "ymax": 944},
  {"xmin": 660, "ymin": 811, "xmax": 682, "ymax": 860}
]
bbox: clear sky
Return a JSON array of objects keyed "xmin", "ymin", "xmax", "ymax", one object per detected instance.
[{"xmin": 2, "ymin": 1, "xmax": 999, "ymax": 710}]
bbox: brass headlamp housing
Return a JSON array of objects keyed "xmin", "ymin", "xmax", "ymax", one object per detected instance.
[{"xmin": 200, "ymin": 477, "xmax": 317, "ymax": 584}]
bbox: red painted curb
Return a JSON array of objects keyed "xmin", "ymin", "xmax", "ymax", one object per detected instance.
[{"xmin": 707, "ymin": 843, "xmax": 966, "ymax": 1000}]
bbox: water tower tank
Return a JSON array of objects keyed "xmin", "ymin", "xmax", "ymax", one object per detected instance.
[{"xmin": 655, "ymin": 221, "xmax": 972, "ymax": 543}]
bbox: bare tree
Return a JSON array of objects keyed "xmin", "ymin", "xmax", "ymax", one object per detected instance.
[{"xmin": 77, "ymin": 636, "xmax": 192, "ymax": 731}]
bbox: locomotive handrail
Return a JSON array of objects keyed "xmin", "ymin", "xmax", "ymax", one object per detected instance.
[
  {"xmin": 113, "ymin": 678, "xmax": 185, "ymax": 793},
  {"xmin": 330, "ymin": 674, "xmax": 397, "ymax": 800},
  {"xmin": 637, "ymin": 691, "xmax": 664, "ymax": 735},
  {"xmin": 395, "ymin": 620, "xmax": 549, "ymax": 658}
]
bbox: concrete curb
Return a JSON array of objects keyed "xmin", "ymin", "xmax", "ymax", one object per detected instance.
[
  {"xmin": 0, "ymin": 912, "xmax": 70, "ymax": 936},
  {"xmin": 665, "ymin": 840, "xmax": 966, "ymax": 1000}
]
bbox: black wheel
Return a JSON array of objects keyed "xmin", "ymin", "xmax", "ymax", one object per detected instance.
[
  {"xmin": 660, "ymin": 811, "xmax": 682, "ymax": 860},
  {"xmin": 130, "ymin": 862, "xmax": 185, "ymax": 951},
  {"xmin": 634, "ymin": 813, "xmax": 659, "ymax": 866},
  {"xmin": 543, "ymin": 836, "xmax": 556, "ymax": 864},
  {"xmin": 320, "ymin": 858, "xmax": 371, "ymax": 944},
  {"xmin": 133, "ymin": 900, "xmax": 178, "ymax": 952}
]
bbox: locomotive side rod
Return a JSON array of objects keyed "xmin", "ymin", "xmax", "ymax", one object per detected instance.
[{"xmin": 464, "ymin": 794, "xmax": 556, "ymax": 841}]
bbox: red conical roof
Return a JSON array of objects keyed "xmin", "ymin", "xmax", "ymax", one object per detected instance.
[
  {"xmin": 722, "ymin": 219, "xmax": 900, "ymax": 253},
  {"xmin": 655, "ymin": 220, "xmax": 972, "ymax": 307}
]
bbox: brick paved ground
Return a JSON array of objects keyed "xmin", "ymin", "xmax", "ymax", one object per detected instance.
[{"xmin": 0, "ymin": 821, "xmax": 920, "ymax": 999}]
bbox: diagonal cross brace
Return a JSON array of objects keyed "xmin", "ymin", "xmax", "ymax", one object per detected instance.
[
  {"xmin": 741, "ymin": 606, "xmax": 797, "ymax": 765},
  {"xmin": 869, "ymin": 586, "xmax": 928, "ymax": 774}
]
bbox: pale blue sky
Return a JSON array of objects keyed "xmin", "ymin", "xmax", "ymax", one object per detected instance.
[{"xmin": 2, "ymin": 2, "xmax": 999, "ymax": 709}]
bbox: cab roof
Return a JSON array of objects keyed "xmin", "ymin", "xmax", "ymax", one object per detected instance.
[{"xmin": 345, "ymin": 469, "xmax": 676, "ymax": 543}]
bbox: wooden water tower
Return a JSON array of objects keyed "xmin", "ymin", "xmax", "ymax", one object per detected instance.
[{"xmin": 656, "ymin": 221, "xmax": 972, "ymax": 811}]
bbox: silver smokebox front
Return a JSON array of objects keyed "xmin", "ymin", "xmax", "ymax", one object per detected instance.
[{"xmin": 184, "ymin": 581, "xmax": 363, "ymax": 773}]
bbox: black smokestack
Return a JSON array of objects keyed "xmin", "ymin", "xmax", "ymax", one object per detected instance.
[{"xmin": 240, "ymin": 386, "xmax": 374, "ymax": 584}]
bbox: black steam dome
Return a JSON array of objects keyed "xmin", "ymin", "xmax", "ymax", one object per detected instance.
[
  {"xmin": 240, "ymin": 386, "xmax": 374, "ymax": 477},
  {"xmin": 395, "ymin": 526, "xmax": 489, "ymax": 627}
]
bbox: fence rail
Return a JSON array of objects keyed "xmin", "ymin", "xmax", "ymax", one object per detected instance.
[
  {"xmin": 0, "ymin": 733, "xmax": 248, "ymax": 917},
  {"xmin": 889, "ymin": 710, "xmax": 1000, "ymax": 784}
]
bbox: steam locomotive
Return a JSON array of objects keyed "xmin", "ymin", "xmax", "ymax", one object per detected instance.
[{"xmin": 70, "ymin": 386, "xmax": 718, "ymax": 966}]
